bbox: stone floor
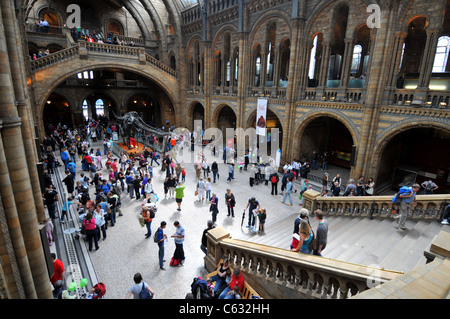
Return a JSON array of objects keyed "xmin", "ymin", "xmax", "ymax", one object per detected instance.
[{"xmin": 70, "ymin": 141, "xmax": 313, "ymax": 299}]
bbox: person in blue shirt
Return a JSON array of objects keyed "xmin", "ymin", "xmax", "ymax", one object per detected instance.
[
  {"xmin": 61, "ymin": 148, "xmax": 69, "ymax": 169},
  {"xmin": 101, "ymin": 180, "xmax": 111, "ymax": 195},
  {"xmin": 67, "ymin": 160, "xmax": 77, "ymax": 179},
  {"xmin": 156, "ymin": 221, "xmax": 167, "ymax": 270},
  {"xmin": 395, "ymin": 184, "xmax": 420, "ymax": 230},
  {"xmin": 60, "ymin": 196, "xmax": 78, "ymax": 223}
]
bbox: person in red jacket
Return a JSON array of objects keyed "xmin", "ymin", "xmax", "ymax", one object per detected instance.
[{"xmin": 218, "ymin": 267, "xmax": 245, "ymax": 299}]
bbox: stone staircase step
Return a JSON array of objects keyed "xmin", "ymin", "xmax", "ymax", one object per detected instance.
[{"xmin": 233, "ymin": 210, "xmax": 445, "ymax": 274}]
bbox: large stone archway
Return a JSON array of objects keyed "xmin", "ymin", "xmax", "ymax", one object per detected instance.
[
  {"xmin": 291, "ymin": 111, "xmax": 358, "ymax": 164},
  {"xmin": 370, "ymin": 121, "xmax": 450, "ymax": 194},
  {"xmin": 32, "ymin": 62, "xmax": 179, "ymax": 139}
]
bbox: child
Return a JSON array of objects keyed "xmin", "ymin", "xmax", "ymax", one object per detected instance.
[
  {"xmin": 258, "ymin": 208, "xmax": 266, "ymax": 233},
  {"xmin": 181, "ymin": 167, "xmax": 186, "ymax": 182},
  {"xmin": 230, "ymin": 285, "xmax": 242, "ymax": 299},
  {"xmin": 44, "ymin": 218, "xmax": 54, "ymax": 246},
  {"xmin": 60, "ymin": 196, "xmax": 77, "ymax": 223}
]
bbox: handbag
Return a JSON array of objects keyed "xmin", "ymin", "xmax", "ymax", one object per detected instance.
[
  {"xmin": 195, "ymin": 189, "xmax": 198, "ymax": 196},
  {"xmin": 309, "ymin": 229, "xmax": 319, "ymax": 252}
]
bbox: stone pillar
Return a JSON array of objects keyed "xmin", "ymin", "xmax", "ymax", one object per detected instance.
[
  {"xmin": 2, "ymin": 0, "xmax": 46, "ymax": 224},
  {"xmin": 204, "ymin": 227, "xmax": 230, "ymax": 273},
  {"xmin": 383, "ymin": 31, "xmax": 407, "ymax": 104},
  {"xmin": 416, "ymin": 29, "xmax": 441, "ymax": 91},
  {"xmin": 317, "ymin": 42, "xmax": 331, "ymax": 89},
  {"xmin": 338, "ymin": 38, "xmax": 355, "ymax": 92},
  {"xmin": 0, "ymin": 0, "xmax": 52, "ymax": 299},
  {"xmin": 203, "ymin": 40, "xmax": 213, "ymax": 129}
]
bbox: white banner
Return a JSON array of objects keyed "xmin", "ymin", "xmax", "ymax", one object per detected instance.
[{"xmin": 256, "ymin": 98, "xmax": 268, "ymax": 136}]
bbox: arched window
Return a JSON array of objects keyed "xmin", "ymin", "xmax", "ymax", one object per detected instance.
[
  {"xmin": 82, "ymin": 100, "xmax": 89, "ymax": 120},
  {"xmin": 95, "ymin": 99, "xmax": 105, "ymax": 116},
  {"xmin": 432, "ymin": 36, "xmax": 450, "ymax": 73},
  {"xmin": 351, "ymin": 44, "xmax": 363, "ymax": 75}
]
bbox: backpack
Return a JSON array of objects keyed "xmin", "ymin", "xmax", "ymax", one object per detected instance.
[
  {"xmin": 153, "ymin": 228, "xmax": 161, "ymax": 243},
  {"xmin": 425, "ymin": 182, "xmax": 433, "ymax": 192},
  {"xmin": 271, "ymin": 175, "xmax": 277, "ymax": 183},
  {"xmin": 392, "ymin": 193, "xmax": 402, "ymax": 205},
  {"xmin": 150, "ymin": 208, "xmax": 155, "ymax": 219},
  {"xmin": 139, "ymin": 282, "xmax": 152, "ymax": 299}
]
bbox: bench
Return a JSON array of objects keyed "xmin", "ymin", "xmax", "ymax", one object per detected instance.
[{"xmin": 205, "ymin": 260, "xmax": 260, "ymax": 299}]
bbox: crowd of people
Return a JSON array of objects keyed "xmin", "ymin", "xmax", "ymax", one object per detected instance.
[{"xmin": 45, "ymin": 116, "xmax": 433, "ymax": 300}]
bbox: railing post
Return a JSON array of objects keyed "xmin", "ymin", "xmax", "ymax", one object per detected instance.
[
  {"xmin": 204, "ymin": 227, "xmax": 230, "ymax": 273},
  {"xmin": 302, "ymin": 189, "xmax": 321, "ymax": 213}
]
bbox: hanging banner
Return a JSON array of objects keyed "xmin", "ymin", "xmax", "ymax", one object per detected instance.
[{"xmin": 256, "ymin": 98, "xmax": 268, "ymax": 136}]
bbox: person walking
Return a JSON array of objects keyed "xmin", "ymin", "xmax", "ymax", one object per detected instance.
[
  {"xmin": 142, "ymin": 206, "xmax": 153, "ymax": 239},
  {"xmin": 281, "ymin": 178, "xmax": 293, "ymax": 205},
  {"xmin": 211, "ymin": 161, "xmax": 219, "ymax": 183},
  {"xmin": 395, "ymin": 184, "xmax": 420, "ymax": 230},
  {"xmin": 171, "ymin": 221, "xmax": 185, "ymax": 266},
  {"xmin": 155, "ymin": 221, "xmax": 167, "ymax": 270},
  {"xmin": 196, "ymin": 178, "xmax": 206, "ymax": 201},
  {"xmin": 209, "ymin": 193, "xmax": 219, "ymax": 224},
  {"xmin": 50, "ymin": 253, "xmax": 65, "ymax": 288},
  {"xmin": 225, "ymin": 189, "xmax": 235, "ymax": 217},
  {"xmin": 313, "ymin": 209, "xmax": 328, "ymax": 256}
]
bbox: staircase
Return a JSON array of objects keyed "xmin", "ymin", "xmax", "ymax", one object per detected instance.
[{"xmin": 234, "ymin": 213, "xmax": 447, "ymax": 274}]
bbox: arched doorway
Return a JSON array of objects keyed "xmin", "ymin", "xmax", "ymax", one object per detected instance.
[
  {"xmin": 376, "ymin": 127, "xmax": 450, "ymax": 194},
  {"xmin": 43, "ymin": 93, "xmax": 72, "ymax": 128},
  {"xmin": 191, "ymin": 102, "xmax": 205, "ymax": 131},
  {"xmin": 247, "ymin": 108, "xmax": 283, "ymax": 156},
  {"xmin": 297, "ymin": 116, "xmax": 354, "ymax": 170},
  {"xmin": 215, "ymin": 105, "xmax": 237, "ymax": 145}
]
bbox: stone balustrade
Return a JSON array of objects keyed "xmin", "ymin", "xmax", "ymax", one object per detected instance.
[
  {"xmin": 205, "ymin": 227, "xmax": 403, "ymax": 299},
  {"xmin": 30, "ymin": 46, "xmax": 80, "ymax": 72},
  {"xmin": 29, "ymin": 42, "xmax": 177, "ymax": 79},
  {"xmin": 301, "ymin": 190, "xmax": 449, "ymax": 221},
  {"xmin": 144, "ymin": 53, "xmax": 178, "ymax": 78},
  {"xmin": 204, "ymin": 191, "xmax": 450, "ymax": 299}
]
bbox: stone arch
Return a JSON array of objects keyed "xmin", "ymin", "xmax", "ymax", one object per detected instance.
[
  {"xmin": 370, "ymin": 119, "xmax": 450, "ymax": 188},
  {"xmin": 104, "ymin": 17, "xmax": 125, "ymax": 36},
  {"xmin": 248, "ymin": 8, "xmax": 292, "ymax": 44},
  {"xmin": 291, "ymin": 110, "xmax": 358, "ymax": 165},
  {"xmin": 212, "ymin": 103, "xmax": 237, "ymax": 130},
  {"xmin": 292, "ymin": 110, "xmax": 358, "ymax": 146},
  {"xmin": 36, "ymin": 64, "xmax": 178, "ymax": 120},
  {"xmin": 34, "ymin": 63, "xmax": 179, "ymax": 140}
]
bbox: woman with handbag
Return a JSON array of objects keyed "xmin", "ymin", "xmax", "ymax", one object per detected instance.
[{"xmin": 291, "ymin": 221, "xmax": 313, "ymax": 254}]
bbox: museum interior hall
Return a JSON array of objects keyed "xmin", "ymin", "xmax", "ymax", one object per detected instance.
[{"xmin": 0, "ymin": 0, "xmax": 449, "ymax": 300}]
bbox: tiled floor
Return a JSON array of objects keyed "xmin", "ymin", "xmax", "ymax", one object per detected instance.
[{"xmin": 82, "ymin": 142, "xmax": 307, "ymax": 299}]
